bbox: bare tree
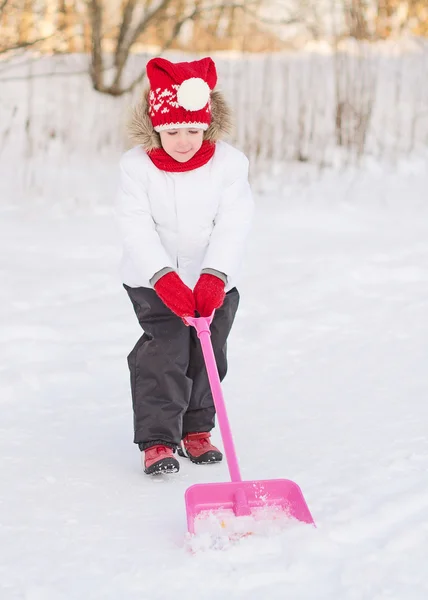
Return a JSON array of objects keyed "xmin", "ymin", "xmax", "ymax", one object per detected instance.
[
  {"xmin": 343, "ymin": 0, "xmax": 371, "ymax": 40},
  {"xmin": 87, "ymin": 0, "xmax": 269, "ymax": 96}
]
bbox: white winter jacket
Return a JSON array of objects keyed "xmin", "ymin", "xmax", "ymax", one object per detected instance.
[{"xmin": 115, "ymin": 141, "xmax": 254, "ymax": 292}]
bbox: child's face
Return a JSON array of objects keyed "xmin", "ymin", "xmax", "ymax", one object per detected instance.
[{"xmin": 159, "ymin": 128, "xmax": 204, "ymax": 162}]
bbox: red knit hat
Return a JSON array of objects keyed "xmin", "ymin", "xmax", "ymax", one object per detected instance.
[{"xmin": 146, "ymin": 57, "xmax": 218, "ymax": 132}]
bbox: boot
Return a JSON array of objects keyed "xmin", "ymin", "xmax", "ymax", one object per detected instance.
[
  {"xmin": 143, "ymin": 445, "xmax": 180, "ymax": 475},
  {"xmin": 178, "ymin": 432, "xmax": 223, "ymax": 464}
]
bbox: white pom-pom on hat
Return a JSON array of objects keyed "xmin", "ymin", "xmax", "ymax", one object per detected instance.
[{"xmin": 177, "ymin": 77, "xmax": 211, "ymax": 111}]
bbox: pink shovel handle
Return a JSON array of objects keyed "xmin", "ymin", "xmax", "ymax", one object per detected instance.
[{"xmin": 185, "ymin": 314, "xmax": 242, "ymax": 483}]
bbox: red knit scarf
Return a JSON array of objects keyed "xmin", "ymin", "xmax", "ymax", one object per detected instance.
[{"xmin": 148, "ymin": 140, "xmax": 215, "ymax": 172}]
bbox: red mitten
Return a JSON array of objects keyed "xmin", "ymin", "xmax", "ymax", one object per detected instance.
[
  {"xmin": 193, "ymin": 274, "xmax": 226, "ymax": 317},
  {"xmin": 154, "ymin": 272, "xmax": 195, "ymax": 318}
]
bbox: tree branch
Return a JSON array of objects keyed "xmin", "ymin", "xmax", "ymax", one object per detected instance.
[
  {"xmin": 88, "ymin": 0, "xmax": 105, "ymax": 91},
  {"xmin": 109, "ymin": 0, "xmax": 173, "ymax": 93},
  {"xmin": 0, "ymin": 34, "xmax": 55, "ymax": 56},
  {"xmin": 126, "ymin": 0, "xmax": 173, "ymax": 52},
  {"xmin": 114, "ymin": 0, "xmax": 137, "ymax": 69},
  {"xmin": 0, "ymin": 0, "xmax": 10, "ymax": 14},
  {"xmin": 119, "ymin": 5, "xmax": 202, "ymax": 95}
]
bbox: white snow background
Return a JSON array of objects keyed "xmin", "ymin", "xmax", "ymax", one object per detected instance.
[
  {"xmin": 1, "ymin": 161, "xmax": 428, "ymax": 600},
  {"xmin": 1, "ymin": 51, "xmax": 428, "ymax": 600}
]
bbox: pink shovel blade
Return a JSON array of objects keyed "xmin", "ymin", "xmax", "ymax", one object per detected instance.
[{"xmin": 185, "ymin": 478, "xmax": 315, "ymax": 534}]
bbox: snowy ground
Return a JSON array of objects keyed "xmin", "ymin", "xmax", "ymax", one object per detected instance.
[{"xmin": 1, "ymin": 170, "xmax": 428, "ymax": 599}]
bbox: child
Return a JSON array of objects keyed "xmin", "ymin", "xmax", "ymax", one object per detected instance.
[{"xmin": 116, "ymin": 56, "xmax": 254, "ymax": 475}]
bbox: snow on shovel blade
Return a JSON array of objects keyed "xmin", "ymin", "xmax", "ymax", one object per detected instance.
[
  {"xmin": 185, "ymin": 478, "xmax": 315, "ymax": 535},
  {"xmin": 183, "ymin": 315, "xmax": 315, "ymax": 538}
]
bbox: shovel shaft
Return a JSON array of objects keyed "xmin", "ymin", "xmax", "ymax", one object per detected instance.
[
  {"xmin": 187, "ymin": 316, "xmax": 242, "ymax": 483},
  {"xmin": 198, "ymin": 330, "xmax": 243, "ymax": 482}
]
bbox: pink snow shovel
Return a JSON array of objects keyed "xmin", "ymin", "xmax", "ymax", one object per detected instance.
[{"xmin": 184, "ymin": 314, "xmax": 315, "ymax": 535}]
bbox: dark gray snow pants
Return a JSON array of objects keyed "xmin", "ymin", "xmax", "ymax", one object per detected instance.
[{"xmin": 124, "ymin": 285, "xmax": 239, "ymax": 451}]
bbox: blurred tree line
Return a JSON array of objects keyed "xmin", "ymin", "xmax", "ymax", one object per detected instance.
[{"xmin": 1, "ymin": 0, "xmax": 427, "ymax": 95}]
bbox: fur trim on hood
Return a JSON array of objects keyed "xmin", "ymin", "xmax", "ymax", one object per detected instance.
[{"xmin": 128, "ymin": 88, "xmax": 232, "ymax": 151}]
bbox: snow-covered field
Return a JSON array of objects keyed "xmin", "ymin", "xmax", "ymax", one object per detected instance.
[{"xmin": 1, "ymin": 166, "xmax": 428, "ymax": 599}]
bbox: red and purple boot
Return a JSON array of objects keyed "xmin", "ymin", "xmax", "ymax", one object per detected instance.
[
  {"xmin": 178, "ymin": 432, "xmax": 223, "ymax": 464},
  {"xmin": 143, "ymin": 445, "xmax": 180, "ymax": 475}
]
